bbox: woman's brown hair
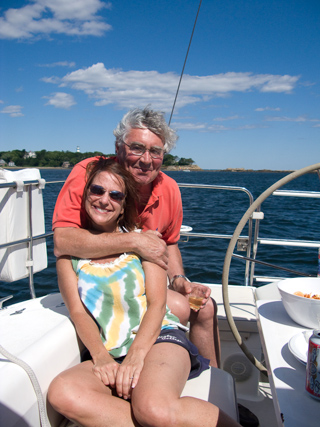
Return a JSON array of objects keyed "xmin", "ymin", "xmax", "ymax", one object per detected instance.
[{"xmin": 83, "ymin": 157, "xmax": 139, "ymax": 232}]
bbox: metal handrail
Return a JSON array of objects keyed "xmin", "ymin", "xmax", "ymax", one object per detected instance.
[
  {"xmin": 273, "ymin": 190, "xmax": 320, "ymax": 198},
  {"xmin": 0, "ymin": 179, "xmax": 51, "ymax": 298},
  {"xmin": 0, "ymin": 232, "xmax": 53, "ymax": 250},
  {"xmin": 178, "ymin": 183, "xmax": 255, "ymax": 285},
  {"xmin": 1, "ymin": 177, "xmax": 319, "ymax": 297},
  {"xmin": 257, "ymin": 238, "xmax": 320, "ymax": 248},
  {"xmin": 0, "ymin": 179, "xmax": 41, "ymax": 189},
  {"xmin": 250, "ymin": 189, "xmax": 320, "ymax": 284},
  {"xmin": 178, "ymin": 183, "xmax": 320, "ymax": 285}
]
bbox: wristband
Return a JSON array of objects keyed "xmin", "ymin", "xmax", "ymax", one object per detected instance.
[{"xmin": 170, "ymin": 274, "xmax": 190, "ymax": 287}]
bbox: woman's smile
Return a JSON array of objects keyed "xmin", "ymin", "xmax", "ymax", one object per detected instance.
[{"xmin": 85, "ymin": 171, "xmax": 125, "ymax": 232}]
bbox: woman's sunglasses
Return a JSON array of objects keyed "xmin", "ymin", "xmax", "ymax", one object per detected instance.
[{"xmin": 89, "ymin": 184, "xmax": 125, "ymax": 201}]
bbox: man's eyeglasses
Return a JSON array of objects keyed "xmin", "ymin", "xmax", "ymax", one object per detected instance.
[
  {"xmin": 123, "ymin": 142, "xmax": 164, "ymax": 159},
  {"xmin": 89, "ymin": 184, "xmax": 125, "ymax": 201}
]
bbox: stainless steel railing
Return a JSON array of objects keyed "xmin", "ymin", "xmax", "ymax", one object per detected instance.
[
  {"xmin": 178, "ymin": 184, "xmax": 320, "ymax": 286},
  {"xmin": 1, "ymin": 177, "xmax": 319, "ymax": 301},
  {"xmin": 0, "ymin": 179, "xmax": 56, "ymax": 299}
]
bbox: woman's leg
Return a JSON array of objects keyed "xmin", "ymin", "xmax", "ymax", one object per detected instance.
[
  {"xmin": 189, "ymin": 297, "xmax": 221, "ymax": 368},
  {"xmin": 48, "ymin": 360, "xmax": 139, "ymax": 427},
  {"xmin": 166, "ymin": 288, "xmax": 190, "ymax": 325},
  {"xmin": 167, "ymin": 290, "xmax": 221, "ymax": 368},
  {"xmin": 131, "ymin": 342, "xmax": 240, "ymax": 427}
]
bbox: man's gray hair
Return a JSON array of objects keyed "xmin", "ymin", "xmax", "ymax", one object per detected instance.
[{"xmin": 113, "ymin": 106, "xmax": 178, "ymax": 153}]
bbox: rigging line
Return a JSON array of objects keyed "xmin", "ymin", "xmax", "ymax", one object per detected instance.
[
  {"xmin": 168, "ymin": 0, "xmax": 203, "ymax": 126},
  {"xmin": 232, "ymin": 253, "xmax": 317, "ymax": 277}
]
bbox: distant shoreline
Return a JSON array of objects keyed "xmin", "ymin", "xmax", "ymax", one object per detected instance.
[
  {"xmin": 161, "ymin": 165, "xmax": 296, "ymax": 173},
  {"xmin": 3, "ymin": 165, "xmax": 298, "ymax": 173}
]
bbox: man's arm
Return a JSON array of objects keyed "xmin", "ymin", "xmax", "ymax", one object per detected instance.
[
  {"xmin": 167, "ymin": 243, "xmax": 210, "ymax": 301},
  {"xmin": 54, "ymin": 227, "xmax": 169, "ymax": 269}
]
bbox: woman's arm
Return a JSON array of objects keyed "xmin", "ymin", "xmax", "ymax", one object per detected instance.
[
  {"xmin": 115, "ymin": 260, "xmax": 167, "ymax": 399},
  {"xmin": 56, "ymin": 256, "xmax": 119, "ymax": 387}
]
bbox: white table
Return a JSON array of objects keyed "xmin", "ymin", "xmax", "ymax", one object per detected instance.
[{"xmin": 256, "ymin": 300, "xmax": 320, "ymax": 427}]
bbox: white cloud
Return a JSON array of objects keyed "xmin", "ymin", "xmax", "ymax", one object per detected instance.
[
  {"xmin": 39, "ymin": 61, "xmax": 76, "ymax": 68},
  {"xmin": 172, "ymin": 121, "xmax": 268, "ymax": 133},
  {"xmin": 42, "ymin": 63, "xmax": 300, "ymax": 112},
  {"xmin": 213, "ymin": 115, "xmax": 242, "ymax": 121},
  {"xmin": 0, "ymin": 0, "xmax": 112, "ymax": 39},
  {"xmin": 255, "ymin": 107, "xmax": 281, "ymax": 112},
  {"xmin": 1, "ymin": 105, "xmax": 24, "ymax": 117},
  {"xmin": 41, "ymin": 76, "xmax": 61, "ymax": 84},
  {"xmin": 265, "ymin": 115, "xmax": 320, "ymax": 123},
  {"xmin": 207, "ymin": 124, "xmax": 229, "ymax": 132},
  {"xmin": 237, "ymin": 124, "xmax": 268, "ymax": 130},
  {"xmin": 172, "ymin": 122, "xmax": 208, "ymax": 131},
  {"xmin": 43, "ymin": 92, "xmax": 76, "ymax": 109},
  {"xmin": 181, "ymin": 72, "xmax": 298, "ymax": 94},
  {"xmin": 259, "ymin": 75, "xmax": 299, "ymax": 93}
]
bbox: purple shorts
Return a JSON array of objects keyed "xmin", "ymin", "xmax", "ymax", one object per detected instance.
[
  {"xmin": 154, "ymin": 328, "xmax": 210, "ymax": 380},
  {"xmin": 82, "ymin": 328, "xmax": 210, "ymax": 380}
]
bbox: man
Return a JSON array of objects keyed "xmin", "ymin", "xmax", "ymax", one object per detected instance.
[{"xmin": 53, "ymin": 106, "xmax": 220, "ymax": 367}]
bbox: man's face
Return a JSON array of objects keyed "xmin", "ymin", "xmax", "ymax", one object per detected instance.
[{"xmin": 116, "ymin": 128, "xmax": 164, "ymax": 188}]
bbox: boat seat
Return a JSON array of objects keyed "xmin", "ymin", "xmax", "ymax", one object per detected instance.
[
  {"xmin": 0, "ymin": 293, "xmax": 238, "ymax": 426},
  {"xmin": 181, "ymin": 366, "xmax": 239, "ymax": 422}
]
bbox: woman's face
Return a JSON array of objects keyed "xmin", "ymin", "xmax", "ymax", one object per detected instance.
[{"xmin": 85, "ymin": 171, "xmax": 125, "ymax": 232}]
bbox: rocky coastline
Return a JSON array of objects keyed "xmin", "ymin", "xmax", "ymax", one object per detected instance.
[{"xmin": 161, "ymin": 165, "xmax": 295, "ymax": 173}]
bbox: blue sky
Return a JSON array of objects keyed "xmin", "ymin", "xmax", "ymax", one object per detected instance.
[{"xmin": 1, "ymin": 0, "xmax": 319, "ymax": 170}]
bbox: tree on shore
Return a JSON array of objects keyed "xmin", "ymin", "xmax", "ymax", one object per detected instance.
[{"xmin": 1, "ymin": 150, "xmax": 195, "ymax": 168}]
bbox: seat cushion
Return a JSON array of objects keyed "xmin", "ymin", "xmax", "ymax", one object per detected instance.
[{"xmin": 181, "ymin": 366, "xmax": 239, "ymax": 421}]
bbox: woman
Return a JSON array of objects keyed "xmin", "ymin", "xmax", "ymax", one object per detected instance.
[{"xmin": 48, "ymin": 158, "xmax": 240, "ymax": 427}]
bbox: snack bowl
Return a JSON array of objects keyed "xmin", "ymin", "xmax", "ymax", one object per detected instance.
[{"xmin": 277, "ymin": 277, "xmax": 320, "ymax": 329}]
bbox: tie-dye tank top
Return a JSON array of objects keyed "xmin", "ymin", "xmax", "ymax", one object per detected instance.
[{"xmin": 72, "ymin": 253, "xmax": 186, "ymax": 358}]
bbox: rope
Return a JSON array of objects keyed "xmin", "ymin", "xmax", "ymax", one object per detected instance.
[
  {"xmin": 0, "ymin": 344, "xmax": 50, "ymax": 427},
  {"xmin": 168, "ymin": 0, "xmax": 202, "ymax": 125},
  {"xmin": 233, "ymin": 253, "xmax": 317, "ymax": 277}
]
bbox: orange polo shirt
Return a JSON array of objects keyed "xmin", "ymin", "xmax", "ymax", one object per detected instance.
[{"xmin": 52, "ymin": 157, "xmax": 182, "ymax": 245}]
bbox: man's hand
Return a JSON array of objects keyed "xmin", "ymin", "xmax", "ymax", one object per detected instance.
[
  {"xmin": 172, "ymin": 278, "xmax": 211, "ymax": 310},
  {"xmin": 134, "ymin": 230, "xmax": 168, "ymax": 269}
]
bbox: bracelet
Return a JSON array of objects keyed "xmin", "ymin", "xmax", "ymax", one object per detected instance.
[{"xmin": 170, "ymin": 274, "xmax": 190, "ymax": 287}]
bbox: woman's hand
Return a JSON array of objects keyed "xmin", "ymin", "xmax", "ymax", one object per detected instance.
[
  {"xmin": 115, "ymin": 352, "xmax": 145, "ymax": 400},
  {"xmin": 92, "ymin": 352, "xmax": 120, "ymax": 389}
]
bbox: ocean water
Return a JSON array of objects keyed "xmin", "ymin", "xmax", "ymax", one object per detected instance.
[{"xmin": 1, "ymin": 169, "xmax": 320, "ymax": 305}]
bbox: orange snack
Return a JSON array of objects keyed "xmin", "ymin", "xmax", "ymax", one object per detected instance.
[
  {"xmin": 293, "ymin": 291, "xmax": 304, "ymax": 297},
  {"xmin": 294, "ymin": 291, "xmax": 320, "ymax": 300}
]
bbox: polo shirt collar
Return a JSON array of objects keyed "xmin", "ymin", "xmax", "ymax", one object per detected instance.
[{"xmin": 144, "ymin": 171, "xmax": 164, "ymax": 209}]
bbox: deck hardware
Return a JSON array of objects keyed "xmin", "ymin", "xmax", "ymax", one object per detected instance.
[
  {"xmin": 38, "ymin": 178, "xmax": 46, "ymax": 190},
  {"xmin": 237, "ymin": 238, "xmax": 249, "ymax": 251},
  {"xmin": 0, "ymin": 295, "xmax": 13, "ymax": 310},
  {"xmin": 14, "ymin": 180, "xmax": 24, "ymax": 193},
  {"xmin": 10, "ymin": 308, "xmax": 26, "ymax": 316},
  {"xmin": 56, "ymin": 302, "xmax": 65, "ymax": 307},
  {"xmin": 251, "ymin": 212, "xmax": 264, "ymax": 220}
]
